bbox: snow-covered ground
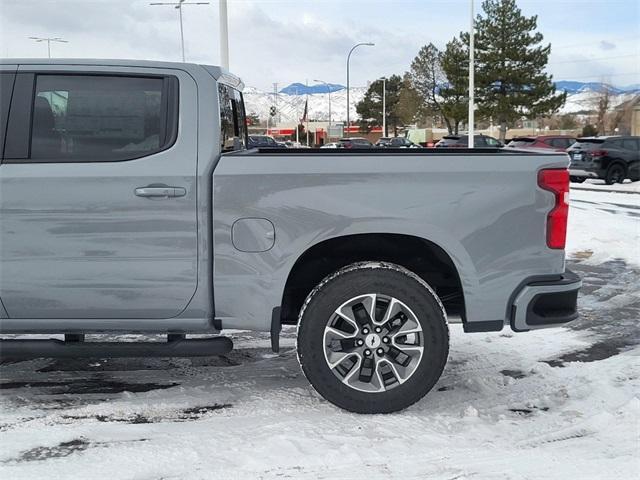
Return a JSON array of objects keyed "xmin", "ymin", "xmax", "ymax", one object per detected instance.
[
  {"xmin": 1, "ymin": 189, "xmax": 638, "ymax": 480},
  {"xmin": 572, "ymin": 179, "xmax": 640, "ymax": 195}
]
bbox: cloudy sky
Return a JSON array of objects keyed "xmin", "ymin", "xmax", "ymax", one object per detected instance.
[{"xmin": 1, "ymin": 0, "xmax": 638, "ymax": 91}]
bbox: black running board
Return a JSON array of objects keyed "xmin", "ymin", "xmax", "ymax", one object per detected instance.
[{"xmin": 0, "ymin": 337, "xmax": 233, "ymax": 359}]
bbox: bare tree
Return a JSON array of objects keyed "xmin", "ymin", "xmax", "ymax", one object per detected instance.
[{"xmin": 593, "ymin": 83, "xmax": 612, "ymax": 135}]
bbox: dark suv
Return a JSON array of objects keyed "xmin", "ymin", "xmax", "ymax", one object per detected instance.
[
  {"xmin": 568, "ymin": 136, "xmax": 640, "ymax": 184},
  {"xmin": 248, "ymin": 135, "xmax": 287, "ymax": 149},
  {"xmin": 338, "ymin": 137, "xmax": 374, "ymax": 149},
  {"xmin": 435, "ymin": 134, "xmax": 503, "ymax": 148}
]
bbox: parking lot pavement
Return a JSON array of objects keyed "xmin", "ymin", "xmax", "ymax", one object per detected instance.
[
  {"xmin": 571, "ymin": 179, "xmax": 640, "ymax": 194},
  {"xmin": 0, "ymin": 193, "xmax": 638, "ymax": 480}
]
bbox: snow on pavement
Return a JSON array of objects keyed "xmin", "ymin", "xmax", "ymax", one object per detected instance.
[
  {"xmin": 0, "ymin": 190, "xmax": 638, "ymax": 480},
  {"xmin": 567, "ymin": 188, "xmax": 639, "ymax": 267}
]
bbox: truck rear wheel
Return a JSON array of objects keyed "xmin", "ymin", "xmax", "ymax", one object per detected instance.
[{"xmin": 297, "ymin": 262, "xmax": 449, "ymax": 413}]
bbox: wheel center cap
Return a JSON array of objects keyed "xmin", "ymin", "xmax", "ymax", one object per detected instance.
[{"xmin": 365, "ymin": 333, "xmax": 381, "ymax": 349}]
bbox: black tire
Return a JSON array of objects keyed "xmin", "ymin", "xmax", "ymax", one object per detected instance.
[
  {"xmin": 570, "ymin": 176, "xmax": 586, "ymax": 184},
  {"xmin": 605, "ymin": 164, "xmax": 626, "ymax": 185},
  {"xmin": 297, "ymin": 262, "xmax": 449, "ymax": 414}
]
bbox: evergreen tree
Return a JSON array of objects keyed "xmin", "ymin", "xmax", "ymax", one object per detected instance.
[
  {"xmin": 356, "ymin": 74, "xmax": 403, "ymax": 136},
  {"xmin": 408, "ymin": 44, "xmax": 453, "ymax": 132},
  {"xmin": 396, "ymin": 74, "xmax": 422, "ymax": 126},
  {"xmin": 440, "ymin": 36, "xmax": 469, "ymax": 134},
  {"xmin": 474, "ymin": 0, "xmax": 566, "ymax": 141}
]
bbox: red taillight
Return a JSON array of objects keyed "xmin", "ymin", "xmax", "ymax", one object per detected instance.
[
  {"xmin": 538, "ymin": 169, "xmax": 569, "ymax": 249},
  {"xmin": 590, "ymin": 149, "xmax": 607, "ymax": 159}
]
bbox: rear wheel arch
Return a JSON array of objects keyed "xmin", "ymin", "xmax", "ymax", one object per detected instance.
[{"xmin": 279, "ymin": 233, "xmax": 465, "ymax": 326}]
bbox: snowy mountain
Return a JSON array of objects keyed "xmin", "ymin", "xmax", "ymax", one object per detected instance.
[
  {"xmin": 279, "ymin": 82, "xmax": 345, "ymax": 95},
  {"xmin": 244, "ymin": 81, "xmax": 640, "ymax": 122},
  {"xmin": 554, "ymin": 81, "xmax": 640, "ymax": 95},
  {"xmin": 244, "ymin": 85, "xmax": 367, "ymax": 123}
]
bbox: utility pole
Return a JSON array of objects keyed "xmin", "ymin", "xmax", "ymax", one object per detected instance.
[
  {"xmin": 219, "ymin": 0, "xmax": 229, "ymax": 69},
  {"xmin": 149, "ymin": 0, "xmax": 209, "ymax": 62},
  {"xmin": 468, "ymin": 0, "xmax": 475, "ymax": 148},
  {"xmin": 273, "ymin": 82, "xmax": 278, "ymax": 127},
  {"xmin": 346, "ymin": 42, "xmax": 374, "ymax": 137},
  {"xmin": 295, "ymin": 86, "xmax": 300, "ymax": 145},
  {"xmin": 29, "ymin": 37, "xmax": 68, "ymax": 58}
]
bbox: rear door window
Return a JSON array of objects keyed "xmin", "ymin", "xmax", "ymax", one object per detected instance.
[
  {"xmin": 218, "ymin": 83, "xmax": 247, "ymax": 152},
  {"xmin": 29, "ymin": 74, "xmax": 177, "ymax": 161}
]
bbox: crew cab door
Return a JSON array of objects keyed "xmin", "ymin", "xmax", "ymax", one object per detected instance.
[{"xmin": 0, "ymin": 65, "xmax": 199, "ymax": 319}]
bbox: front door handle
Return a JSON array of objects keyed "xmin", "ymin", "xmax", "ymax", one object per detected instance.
[{"xmin": 135, "ymin": 186, "xmax": 186, "ymax": 198}]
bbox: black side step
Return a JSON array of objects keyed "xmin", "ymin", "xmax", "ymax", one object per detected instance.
[{"xmin": 0, "ymin": 337, "xmax": 233, "ymax": 359}]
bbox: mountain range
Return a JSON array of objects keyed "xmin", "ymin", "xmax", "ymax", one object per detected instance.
[
  {"xmin": 243, "ymin": 81, "xmax": 640, "ymax": 123},
  {"xmin": 278, "ymin": 81, "xmax": 640, "ymax": 96}
]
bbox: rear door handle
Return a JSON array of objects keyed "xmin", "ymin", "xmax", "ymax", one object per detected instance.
[{"xmin": 135, "ymin": 186, "xmax": 186, "ymax": 198}]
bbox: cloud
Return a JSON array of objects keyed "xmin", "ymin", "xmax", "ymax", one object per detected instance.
[
  {"xmin": 1, "ymin": 0, "xmax": 637, "ymax": 89},
  {"xmin": 599, "ymin": 40, "xmax": 616, "ymax": 51}
]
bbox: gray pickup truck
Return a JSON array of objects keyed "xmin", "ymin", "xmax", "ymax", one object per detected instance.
[{"xmin": 0, "ymin": 60, "xmax": 581, "ymax": 413}]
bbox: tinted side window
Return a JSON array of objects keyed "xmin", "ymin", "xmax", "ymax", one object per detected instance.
[
  {"xmin": 622, "ymin": 139, "xmax": 638, "ymax": 151},
  {"xmin": 30, "ymin": 75, "xmax": 175, "ymax": 161},
  {"xmin": 550, "ymin": 138, "xmax": 571, "ymax": 149},
  {"xmin": 218, "ymin": 83, "xmax": 247, "ymax": 152},
  {"xmin": 607, "ymin": 139, "xmax": 623, "ymax": 149},
  {"xmin": 0, "ymin": 72, "xmax": 16, "ymax": 159}
]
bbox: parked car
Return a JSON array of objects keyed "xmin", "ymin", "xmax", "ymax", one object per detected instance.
[
  {"xmin": 435, "ymin": 134, "xmax": 503, "ymax": 148},
  {"xmin": 375, "ymin": 137, "xmax": 392, "ymax": 147},
  {"xmin": 568, "ymin": 136, "xmax": 640, "ymax": 184},
  {"xmin": 506, "ymin": 135, "xmax": 576, "ymax": 152},
  {"xmin": 0, "ymin": 59, "xmax": 581, "ymax": 414},
  {"xmin": 338, "ymin": 137, "xmax": 374, "ymax": 148},
  {"xmin": 248, "ymin": 135, "xmax": 287, "ymax": 149},
  {"xmin": 320, "ymin": 142, "xmax": 342, "ymax": 149}
]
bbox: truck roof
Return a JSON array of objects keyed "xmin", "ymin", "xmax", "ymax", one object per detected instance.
[{"xmin": 0, "ymin": 58, "xmax": 244, "ymax": 90}]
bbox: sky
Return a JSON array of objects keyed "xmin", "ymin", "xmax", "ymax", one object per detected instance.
[{"xmin": 1, "ymin": 0, "xmax": 638, "ymax": 91}]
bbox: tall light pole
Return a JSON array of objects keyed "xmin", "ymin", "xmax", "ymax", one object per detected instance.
[
  {"xmin": 219, "ymin": 0, "xmax": 229, "ymax": 69},
  {"xmin": 468, "ymin": 0, "xmax": 475, "ymax": 148},
  {"xmin": 314, "ymin": 79, "xmax": 332, "ymax": 139},
  {"xmin": 380, "ymin": 77, "xmax": 387, "ymax": 137},
  {"xmin": 346, "ymin": 42, "xmax": 374, "ymax": 137},
  {"xmin": 150, "ymin": 0, "xmax": 209, "ymax": 62},
  {"xmin": 29, "ymin": 37, "xmax": 68, "ymax": 58}
]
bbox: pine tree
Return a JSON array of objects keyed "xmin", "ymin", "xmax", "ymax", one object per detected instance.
[
  {"xmin": 474, "ymin": 0, "xmax": 566, "ymax": 141},
  {"xmin": 355, "ymin": 74, "xmax": 403, "ymax": 136},
  {"xmin": 409, "ymin": 44, "xmax": 452, "ymax": 132},
  {"xmin": 396, "ymin": 74, "xmax": 422, "ymax": 126},
  {"xmin": 440, "ymin": 36, "xmax": 469, "ymax": 134}
]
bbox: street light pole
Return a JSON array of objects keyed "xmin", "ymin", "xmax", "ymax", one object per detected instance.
[
  {"xmin": 29, "ymin": 37, "xmax": 68, "ymax": 58},
  {"xmin": 149, "ymin": 0, "xmax": 210, "ymax": 62},
  {"xmin": 346, "ymin": 42, "xmax": 374, "ymax": 137},
  {"xmin": 380, "ymin": 77, "xmax": 386, "ymax": 137},
  {"xmin": 219, "ymin": 0, "xmax": 229, "ymax": 69},
  {"xmin": 468, "ymin": 0, "xmax": 475, "ymax": 148}
]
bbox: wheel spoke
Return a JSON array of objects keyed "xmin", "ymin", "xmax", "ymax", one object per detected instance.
[{"xmin": 323, "ymin": 293, "xmax": 424, "ymax": 394}]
